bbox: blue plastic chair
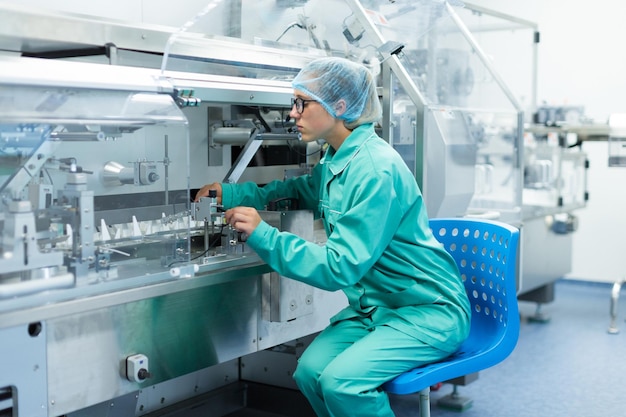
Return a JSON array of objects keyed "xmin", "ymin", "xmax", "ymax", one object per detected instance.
[{"xmin": 384, "ymin": 218, "xmax": 520, "ymax": 417}]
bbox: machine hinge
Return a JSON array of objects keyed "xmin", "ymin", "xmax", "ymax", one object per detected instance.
[{"xmin": 173, "ymin": 89, "xmax": 201, "ymax": 108}]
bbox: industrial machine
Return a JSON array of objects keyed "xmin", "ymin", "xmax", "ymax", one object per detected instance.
[
  {"xmin": 456, "ymin": 5, "xmax": 589, "ymax": 314},
  {"xmin": 0, "ymin": 6, "xmax": 341, "ymax": 414},
  {"xmin": 0, "ymin": 0, "xmax": 585, "ymax": 415}
]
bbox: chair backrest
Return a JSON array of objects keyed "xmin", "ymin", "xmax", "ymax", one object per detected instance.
[
  {"xmin": 384, "ymin": 218, "xmax": 520, "ymax": 395},
  {"xmin": 430, "ymin": 217, "xmax": 520, "ymax": 367}
]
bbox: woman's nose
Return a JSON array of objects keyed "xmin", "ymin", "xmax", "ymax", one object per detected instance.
[{"xmin": 288, "ymin": 105, "xmax": 300, "ymax": 120}]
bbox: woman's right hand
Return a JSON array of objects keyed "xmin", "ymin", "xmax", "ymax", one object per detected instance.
[{"xmin": 194, "ymin": 182, "xmax": 223, "ymax": 203}]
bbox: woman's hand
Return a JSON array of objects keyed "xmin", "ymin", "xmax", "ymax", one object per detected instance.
[
  {"xmin": 194, "ymin": 182, "xmax": 222, "ymax": 202},
  {"xmin": 225, "ymin": 206, "xmax": 262, "ymax": 236}
]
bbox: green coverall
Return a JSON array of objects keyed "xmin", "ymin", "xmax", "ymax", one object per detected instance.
[{"xmin": 221, "ymin": 123, "xmax": 471, "ymax": 417}]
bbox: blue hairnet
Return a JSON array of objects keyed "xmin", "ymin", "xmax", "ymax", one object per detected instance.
[{"xmin": 292, "ymin": 57, "xmax": 382, "ymax": 129}]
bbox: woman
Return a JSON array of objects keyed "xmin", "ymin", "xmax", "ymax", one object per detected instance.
[{"xmin": 195, "ymin": 57, "xmax": 470, "ymax": 417}]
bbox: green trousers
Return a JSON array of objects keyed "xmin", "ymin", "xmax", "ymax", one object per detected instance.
[{"xmin": 293, "ymin": 316, "xmax": 449, "ymax": 417}]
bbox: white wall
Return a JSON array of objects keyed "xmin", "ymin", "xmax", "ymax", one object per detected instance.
[
  {"xmin": 9, "ymin": 0, "xmax": 626, "ymax": 282},
  {"xmin": 469, "ymin": 0, "xmax": 626, "ymax": 122}
]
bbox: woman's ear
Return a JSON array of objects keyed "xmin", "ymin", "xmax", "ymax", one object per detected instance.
[{"xmin": 334, "ymin": 99, "xmax": 347, "ymax": 117}]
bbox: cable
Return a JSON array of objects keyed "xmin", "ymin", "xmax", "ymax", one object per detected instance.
[
  {"xmin": 166, "ymin": 224, "xmax": 226, "ymax": 268},
  {"xmin": 276, "ymin": 22, "xmax": 305, "ymax": 42},
  {"xmin": 206, "ymin": 224, "xmax": 227, "ymax": 249},
  {"xmin": 286, "ymin": 139, "xmax": 323, "ymax": 157}
]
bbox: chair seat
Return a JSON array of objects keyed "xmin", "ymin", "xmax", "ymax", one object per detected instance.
[
  {"xmin": 384, "ymin": 218, "xmax": 520, "ymax": 401},
  {"xmin": 385, "ymin": 335, "xmax": 506, "ymax": 395}
]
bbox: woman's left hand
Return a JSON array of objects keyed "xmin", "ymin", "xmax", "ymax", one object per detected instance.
[{"xmin": 225, "ymin": 207, "xmax": 262, "ymax": 236}]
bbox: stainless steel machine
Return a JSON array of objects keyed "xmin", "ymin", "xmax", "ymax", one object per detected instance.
[
  {"xmin": 0, "ymin": 6, "xmax": 343, "ymax": 413},
  {"xmin": 456, "ymin": 4, "xmax": 589, "ymax": 315},
  {"xmin": 0, "ymin": 1, "xmax": 587, "ymax": 415}
]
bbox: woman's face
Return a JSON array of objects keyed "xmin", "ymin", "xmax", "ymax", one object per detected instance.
[{"xmin": 289, "ymin": 90, "xmax": 338, "ymax": 143}]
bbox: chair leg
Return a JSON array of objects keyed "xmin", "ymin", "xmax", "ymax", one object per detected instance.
[{"xmin": 419, "ymin": 387, "xmax": 431, "ymax": 417}]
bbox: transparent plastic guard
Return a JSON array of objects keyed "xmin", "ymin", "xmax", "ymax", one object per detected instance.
[
  {"xmin": 375, "ymin": 1, "xmax": 522, "ymax": 220},
  {"xmin": 0, "ymin": 85, "xmax": 186, "ymax": 198},
  {"xmin": 156, "ymin": 0, "xmax": 522, "ymax": 222},
  {"xmin": 158, "ymin": 0, "xmax": 313, "ymax": 81},
  {"xmin": 0, "ymin": 60, "xmax": 191, "ymax": 305},
  {"xmin": 523, "ymin": 141, "xmax": 587, "ymax": 211},
  {"xmin": 160, "ymin": 0, "xmax": 225, "ymax": 75},
  {"xmin": 157, "ymin": 0, "xmax": 463, "ymax": 80},
  {"xmin": 455, "ymin": 4, "xmax": 538, "ymax": 119}
]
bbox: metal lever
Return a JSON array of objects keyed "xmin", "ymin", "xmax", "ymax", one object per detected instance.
[{"xmin": 222, "ymin": 129, "xmax": 299, "ymax": 184}]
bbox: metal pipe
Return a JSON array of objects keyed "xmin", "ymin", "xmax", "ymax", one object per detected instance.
[
  {"xmin": 608, "ymin": 278, "xmax": 625, "ymax": 334},
  {"xmin": 419, "ymin": 387, "xmax": 431, "ymax": 417},
  {"xmin": 0, "ymin": 272, "xmax": 75, "ymax": 298},
  {"xmin": 164, "ymin": 134, "xmax": 169, "ymax": 205},
  {"xmin": 212, "ymin": 127, "xmax": 255, "ymax": 145}
]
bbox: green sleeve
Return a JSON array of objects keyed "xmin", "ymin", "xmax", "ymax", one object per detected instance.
[
  {"xmin": 221, "ymin": 164, "xmax": 322, "ymax": 211},
  {"xmin": 246, "ymin": 168, "xmax": 402, "ymax": 291}
]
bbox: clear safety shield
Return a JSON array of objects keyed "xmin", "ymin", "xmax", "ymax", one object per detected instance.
[
  {"xmin": 523, "ymin": 140, "xmax": 588, "ymax": 211},
  {"xmin": 372, "ymin": 1, "xmax": 524, "ymax": 221},
  {"xmin": 0, "ymin": 57, "xmax": 191, "ymax": 307},
  {"xmin": 156, "ymin": 0, "xmax": 524, "ymax": 223}
]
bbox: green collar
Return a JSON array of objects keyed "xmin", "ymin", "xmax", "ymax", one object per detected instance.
[{"xmin": 321, "ymin": 124, "xmax": 377, "ymax": 175}]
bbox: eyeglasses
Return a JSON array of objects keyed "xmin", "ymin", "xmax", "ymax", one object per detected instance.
[{"xmin": 291, "ymin": 97, "xmax": 318, "ymax": 114}]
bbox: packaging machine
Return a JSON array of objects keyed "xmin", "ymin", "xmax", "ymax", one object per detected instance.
[
  {"xmin": 0, "ymin": 0, "xmax": 588, "ymax": 415},
  {"xmin": 0, "ymin": 32, "xmax": 340, "ymax": 416}
]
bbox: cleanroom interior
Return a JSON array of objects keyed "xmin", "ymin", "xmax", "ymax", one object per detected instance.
[{"xmin": 1, "ymin": 0, "xmax": 625, "ymax": 416}]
